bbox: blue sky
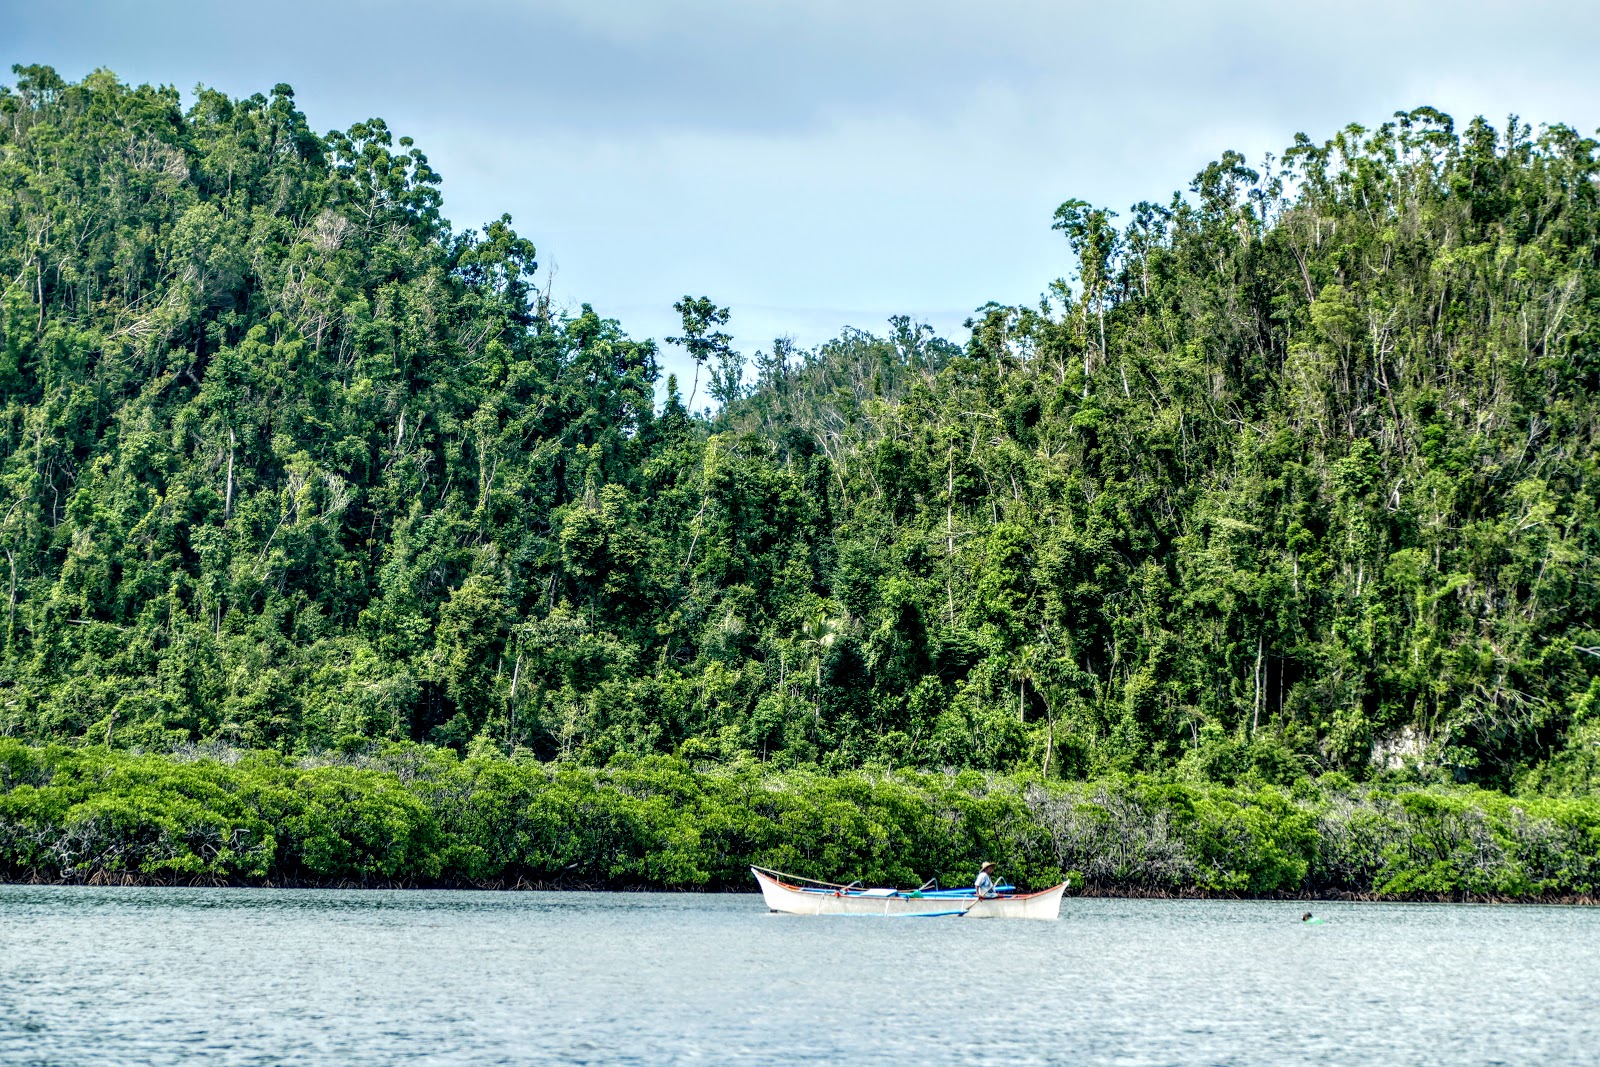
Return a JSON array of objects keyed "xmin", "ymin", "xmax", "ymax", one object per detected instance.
[{"xmin": 5, "ymin": 0, "xmax": 1598, "ymax": 388}]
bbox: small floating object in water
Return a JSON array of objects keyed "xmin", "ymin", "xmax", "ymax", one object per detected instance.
[
  {"xmin": 1301, "ymin": 912, "xmax": 1325, "ymax": 924},
  {"xmin": 750, "ymin": 866, "xmax": 1066, "ymax": 920}
]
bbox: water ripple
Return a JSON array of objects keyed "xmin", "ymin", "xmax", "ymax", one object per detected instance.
[{"xmin": 1, "ymin": 887, "xmax": 1596, "ymax": 1066}]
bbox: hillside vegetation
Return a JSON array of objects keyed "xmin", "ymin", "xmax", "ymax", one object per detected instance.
[{"xmin": 2, "ymin": 67, "xmax": 1599, "ymax": 798}]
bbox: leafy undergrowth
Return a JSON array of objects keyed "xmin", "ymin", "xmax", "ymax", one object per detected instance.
[{"xmin": 3, "ymin": 741, "xmax": 1596, "ymax": 900}]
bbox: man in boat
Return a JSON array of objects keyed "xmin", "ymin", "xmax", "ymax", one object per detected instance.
[{"xmin": 974, "ymin": 861, "xmax": 998, "ymax": 899}]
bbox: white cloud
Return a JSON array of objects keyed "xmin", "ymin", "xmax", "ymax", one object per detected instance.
[{"xmin": 6, "ymin": 0, "xmax": 1598, "ymax": 388}]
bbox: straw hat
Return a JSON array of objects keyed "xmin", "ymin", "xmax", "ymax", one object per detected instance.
[{"xmin": 979, "ymin": 861, "xmax": 996, "ymax": 872}]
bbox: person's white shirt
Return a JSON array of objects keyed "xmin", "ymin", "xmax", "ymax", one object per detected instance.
[{"xmin": 974, "ymin": 871, "xmax": 995, "ymax": 898}]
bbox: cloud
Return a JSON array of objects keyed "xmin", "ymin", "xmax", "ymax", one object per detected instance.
[{"xmin": 6, "ymin": 0, "xmax": 1599, "ymax": 386}]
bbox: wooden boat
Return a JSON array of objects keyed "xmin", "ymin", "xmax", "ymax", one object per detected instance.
[{"xmin": 751, "ymin": 866, "xmax": 1066, "ymax": 920}]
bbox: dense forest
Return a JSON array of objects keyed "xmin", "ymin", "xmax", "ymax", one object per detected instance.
[{"xmin": 2, "ymin": 65, "xmax": 1599, "ymax": 803}]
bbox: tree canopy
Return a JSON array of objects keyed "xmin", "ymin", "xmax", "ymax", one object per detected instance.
[{"xmin": 2, "ymin": 68, "xmax": 1599, "ymax": 792}]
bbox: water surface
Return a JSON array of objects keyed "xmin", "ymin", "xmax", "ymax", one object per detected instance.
[{"xmin": 2, "ymin": 886, "xmax": 1595, "ymax": 1065}]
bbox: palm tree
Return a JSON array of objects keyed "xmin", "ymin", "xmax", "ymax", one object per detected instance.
[
  {"xmin": 1004, "ymin": 643, "xmax": 1056, "ymax": 777},
  {"xmin": 797, "ymin": 613, "xmax": 846, "ymax": 719},
  {"xmin": 1008, "ymin": 644, "xmax": 1040, "ymax": 725}
]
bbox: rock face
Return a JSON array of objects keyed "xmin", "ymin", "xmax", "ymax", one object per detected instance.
[{"xmin": 1372, "ymin": 726, "xmax": 1431, "ymax": 773}]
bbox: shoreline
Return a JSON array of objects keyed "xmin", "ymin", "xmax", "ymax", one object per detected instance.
[
  {"xmin": 4, "ymin": 872, "xmax": 1595, "ymax": 906},
  {"xmin": 7, "ymin": 744, "xmax": 1599, "ymax": 906}
]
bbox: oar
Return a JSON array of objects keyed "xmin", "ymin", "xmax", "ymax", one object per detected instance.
[
  {"xmin": 892, "ymin": 909, "xmax": 969, "ymax": 918},
  {"xmin": 959, "ymin": 879, "xmax": 1021, "ymax": 915},
  {"xmin": 892, "ymin": 885, "xmax": 999, "ymax": 917}
]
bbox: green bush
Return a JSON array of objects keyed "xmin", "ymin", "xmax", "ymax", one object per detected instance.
[{"xmin": 1, "ymin": 741, "xmax": 1597, "ymax": 898}]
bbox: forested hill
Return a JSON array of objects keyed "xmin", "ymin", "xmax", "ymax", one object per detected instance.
[{"xmin": 2, "ymin": 67, "xmax": 1599, "ymax": 793}]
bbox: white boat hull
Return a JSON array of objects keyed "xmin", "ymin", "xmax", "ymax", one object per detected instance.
[{"xmin": 752, "ymin": 868, "xmax": 1066, "ymax": 920}]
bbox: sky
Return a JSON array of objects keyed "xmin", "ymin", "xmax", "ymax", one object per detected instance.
[{"xmin": 4, "ymin": 0, "xmax": 1599, "ymax": 388}]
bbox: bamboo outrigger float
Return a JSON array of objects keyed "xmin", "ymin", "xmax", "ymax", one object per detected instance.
[{"xmin": 751, "ymin": 866, "xmax": 1067, "ymax": 920}]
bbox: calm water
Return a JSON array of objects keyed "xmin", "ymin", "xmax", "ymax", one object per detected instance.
[{"xmin": 1, "ymin": 886, "xmax": 1596, "ymax": 1066}]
